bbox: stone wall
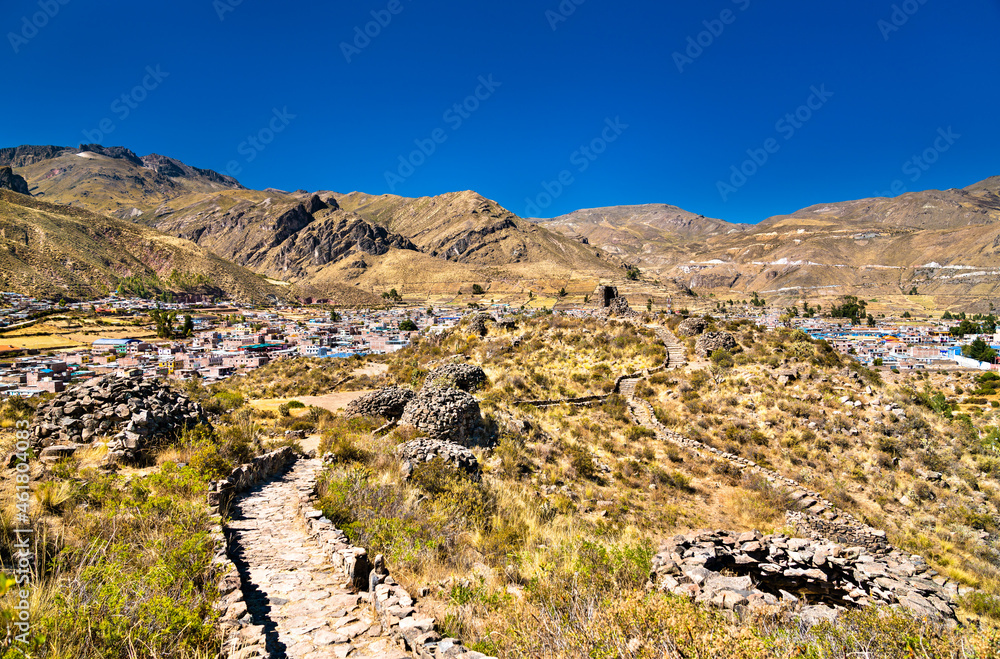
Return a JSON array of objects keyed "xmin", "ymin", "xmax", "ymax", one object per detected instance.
[
  {"xmin": 292, "ymin": 468, "xmax": 497, "ymax": 658},
  {"xmin": 650, "ymin": 529, "xmax": 958, "ymax": 624},
  {"xmin": 209, "ymin": 446, "xmax": 300, "ymax": 653},
  {"xmin": 207, "ymin": 446, "xmax": 298, "ymax": 515},
  {"xmin": 397, "ymin": 438, "xmax": 480, "ymax": 479}
]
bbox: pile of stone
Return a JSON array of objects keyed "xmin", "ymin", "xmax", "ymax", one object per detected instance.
[
  {"xmin": 607, "ymin": 296, "xmax": 636, "ymax": 318},
  {"xmin": 467, "ymin": 313, "xmax": 494, "ymax": 337},
  {"xmin": 650, "ymin": 530, "xmax": 957, "ymax": 625},
  {"xmin": 676, "ymin": 317, "xmax": 707, "ymax": 337},
  {"xmin": 397, "ymin": 438, "xmax": 480, "ymax": 480},
  {"xmin": 398, "ymin": 387, "xmax": 489, "ymax": 448},
  {"xmin": 423, "ymin": 364, "xmax": 488, "ymax": 393},
  {"xmin": 694, "ymin": 331, "xmax": 737, "ymax": 358},
  {"xmin": 344, "ymin": 387, "xmax": 416, "ymax": 421},
  {"xmin": 31, "ymin": 374, "xmax": 208, "ymax": 461}
]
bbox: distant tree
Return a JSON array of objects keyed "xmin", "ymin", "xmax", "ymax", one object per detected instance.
[
  {"xmin": 874, "ymin": 357, "xmax": 884, "ymax": 366},
  {"xmin": 965, "ymin": 338, "xmax": 997, "ymax": 363},
  {"xmin": 329, "ymin": 309, "xmax": 341, "ymax": 322},
  {"xmin": 182, "ymin": 314, "xmax": 194, "ymax": 338},
  {"xmin": 867, "ymin": 314, "xmax": 876, "ymax": 327},
  {"xmin": 382, "ymin": 289, "xmax": 401, "ymax": 302},
  {"xmin": 908, "ymin": 286, "xmax": 919, "ymax": 295},
  {"xmin": 558, "ymin": 288, "xmax": 567, "ymax": 298},
  {"xmin": 399, "ymin": 319, "xmax": 418, "ymax": 332},
  {"xmin": 942, "ymin": 311, "xmax": 954, "ymax": 320},
  {"xmin": 625, "ymin": 266, "xmax": 640, "ymax": 281},
  {"xmin": 583, "ymin": 295, "xmax": 590, "ymax": 304},
  {"xmin": 472, "ymin": 284, "xmax": 485, "ymax": 295},
  {"xmin": 830, "ymin": 295, "xmax": 867, "ymax": 324},
  {"xmin": 902, "ymin": 311, "xmax": 911, "ymax": 318},
  {"xmin": 646, "ymin": 298, "xmax": 653, "ymax": 311},
  {"xmin": 149, "ymin": 307, "xmax": 177, "ymax": 339}
]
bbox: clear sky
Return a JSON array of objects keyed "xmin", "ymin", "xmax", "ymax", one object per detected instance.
[{"xmin": 3, "ymin": 0, "xmax": 999, "ymax": 223}]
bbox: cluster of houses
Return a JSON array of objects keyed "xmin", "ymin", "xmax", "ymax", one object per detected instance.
[
  {"xmin": 789, "ymin": 319, "xmax": 1000, "ymax": 371},
  {"xmin": 0, "ymin": 299, "xmax": 477, "ymax": 398}
]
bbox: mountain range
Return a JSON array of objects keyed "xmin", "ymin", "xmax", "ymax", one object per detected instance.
[{"xmin": 2, "ymin": 143, "xmax": 999, "ymax": 303}]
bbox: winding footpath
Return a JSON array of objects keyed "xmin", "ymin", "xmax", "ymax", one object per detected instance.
[
  {"xmin": 620, "ymin": 327, "xmax": 891, "ymax": 554},
  {"xmin": 225, "ymin": 458, "xmax": 411, "ymax": 659}
]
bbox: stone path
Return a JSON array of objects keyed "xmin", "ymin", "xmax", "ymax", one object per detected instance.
[
  {"xmin": 655, "ymin": 327, "xmax": 688, "ymax": 369},
  {"xmin": 620, "ymin": 327, "xmax": 890, "ymax": 554},
  {"xmin": 226, "ymin": 458, "xmax": 410, "ymax": 659}
]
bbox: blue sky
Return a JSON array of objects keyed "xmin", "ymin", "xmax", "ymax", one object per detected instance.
[{"xmin": 3, "ymin": 0, "xmax": 999, "ymax": 223}]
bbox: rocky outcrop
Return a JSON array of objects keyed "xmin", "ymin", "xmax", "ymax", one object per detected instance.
[
  {"xmin": 141, "ymin": 153, "xmax": 243, "ymax": 188},
  {"xmin": 423, "ymin": 364, "xmax": 488, "ymax": 393},
  {"xmin": 0, "ymin": 167, "xmax": 29, "ymax": 195},
  {"xmin": 676, "ymin": 317, "xmax": 707, "ymax": 337},
  {"xmin": 344, "ymin": 387, "xmax": 416, "ymax": 421},
  {"xmin": 0, "ymin": 145, "xmax": 74, "ymax": 167},
  {"xmin": 398, "ymin": 388, "xmax": 489, "ymax": 448},
  {"xmin": 695, "ymin": 331, "xmax": 737, "ymax": 357},
  {"xmin": 267, "ymin": 212, "xmax": 417, "ymax": 276},
  {"xmin": 397, "ymin": 438, "xmax": 480, "ymax": 479},
  {"xmin": 650, "ymin": 530, "xmax": 958, "ymax": 624},
  {"xmin": 79, "ymin": 144, "xmax": 145, "ymax": 167},
  {"xmin": 31, "ymin": 374, "xmax": 208, "ymax": 461}
]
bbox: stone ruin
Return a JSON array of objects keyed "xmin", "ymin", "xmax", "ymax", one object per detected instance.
[
  {"xmin": 398, "ymin": 387, "xmax": 490, "ymax": 448},
  {"xmin": 467, "ymin": 313, "xmax": 494, "ymax": 337},
  {"xmin": 676, "ymin": 317, "xmax": 707, "ymax": 337},
  {"xmin": 695, "ymin": 331, "xmax": 737, "ymax": 358},
  {"xmin": 594, "ymin": 285, "xmax": 619, "ymax": 308},
  {"xmin": 422, "ymin": 364, "xmax": 488, "ymax": 393},
  {"xmin": 650, "ymin": 530, "xmax": 958, "ymax": 626},
  {"xmin": 31, "ymin": 374, "xmax": 208, "ymax": 462},
  {"xmin": 396, "ymin": 438, "xmax": 480, "ymax": 480},
  {"xmin": 343, "ymin": 387, "xmax": 416, "ymax": 421},
  {"xmin": 606, "ymin": 296, "xmax": 636, "ymax": 318}
]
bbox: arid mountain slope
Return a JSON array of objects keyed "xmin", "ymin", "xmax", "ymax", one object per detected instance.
[
  {"xmin": 532, "ymin": 203, "xmax": 747, "ymax": 268},
  {"xmin": 0, "ymin": 190, "xmax": 284, "ymax": 302},
  {"xmin": 9, "ymin": 144, "xmax": 242, "ymax": 220},
  {"xmin": 334, "ymin": 190, "xmax": 619, "ymax": 272}
]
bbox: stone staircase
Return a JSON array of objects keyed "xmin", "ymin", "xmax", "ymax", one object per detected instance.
[{"xmin": 655, "ymin": 327, "xmax": 688, "ymax": 369}]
